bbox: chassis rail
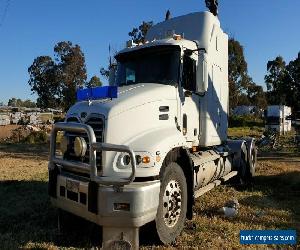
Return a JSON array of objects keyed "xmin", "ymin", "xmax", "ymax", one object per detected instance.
[{"xmin": 49, "ymin": 122, "xmax": 136, "ymax": 187}]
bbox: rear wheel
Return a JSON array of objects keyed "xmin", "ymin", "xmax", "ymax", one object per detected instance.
[
  {"xmin": 155, "ymin": 162, "xmax": 187, "ymax": 244},
  {"xmin": 235, "ymin": 148, "xmax": 253, "ymax": 187}
]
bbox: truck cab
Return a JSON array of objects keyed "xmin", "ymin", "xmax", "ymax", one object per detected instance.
[{"xmin": 48, "ymin": 11, "xmax": 256, "ymax": 249}]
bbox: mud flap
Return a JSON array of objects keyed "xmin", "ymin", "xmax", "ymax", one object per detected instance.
[
  {"xmin": 48, "ymin": 167, "xmax": 58, "ymax": 198},
  {"xmin": 88, "ymin": 181, "xmax": 98, "ymax": 214}
]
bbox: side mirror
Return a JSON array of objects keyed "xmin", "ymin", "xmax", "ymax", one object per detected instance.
[
  {"xmin": 196, "ymin": 52, "xmax": 208, "ymax": 94},
  {"xmin": 109, "ymin": 64, "xmax": 117, "ymax": 86}
]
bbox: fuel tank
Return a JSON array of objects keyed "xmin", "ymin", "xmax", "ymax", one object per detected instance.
[{"xmin": 190, "ymin": 149, "xmax": 233, "ymax": 189}]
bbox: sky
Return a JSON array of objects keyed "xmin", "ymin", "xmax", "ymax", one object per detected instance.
[{"xmin": 0, "ymin": 0, "xmax": 299, "ymax": 104}]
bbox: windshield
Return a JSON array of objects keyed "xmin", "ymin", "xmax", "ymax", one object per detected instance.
[{"xmin": 115, "ymin": 45, "xmax": 181, "ymax": 86}]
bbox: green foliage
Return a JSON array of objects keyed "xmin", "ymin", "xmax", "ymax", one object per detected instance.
[
  {"xmin": 28, "ymin": 56, "xmax": 61, "ymax": 109},
  {"xmin": 86, "ymin": 75, "xmax": 102, "ymax": 88},
  {"xmin": 7, "ymin": 98, "xmax": 36, "ymax": 108},
  {"xmin": 286, "ymin": 53, "xmax": 300, "ymax": 112},
  {"xmin": 100, "ymin": 67, "xmax": 109, "ymax": 79},
  {"xmin": 228, "ymin": 39, "xmax": 267, "ymax": 110},
  {"xmin": 247, "ymin": 83, "xmax": 267, "ymax": 110},
  {"xmin": 265, "ymin": 53, "xmax": 300, "ymax": 112},
  {"xmin": 28, "ymin": 41, "xmax": 87, "ymax": 111},
  {"xmin": 229, "ymin": 115, "xmax": 264, "ymax": 128},
  {"xmin": 265, "ymin": 56, "xmax": 287, "ymax": 105},
  {"xmin": 228, "ymin": 38, "xmax": 248, "ymax": 108},
  {"xmin": 23, "ymin": 131, "xmax": 48, "ymax": 144},
  {"xmin": 228, "ymin": 126, "xmax": 264, "ymax": 138},
  {"xmin": 128, "ymin": 21, "xmax": 153, "ymax": 44},
  {"xmin": 100, "ymin": 21, "xmax": 154, "ymax": 80}
]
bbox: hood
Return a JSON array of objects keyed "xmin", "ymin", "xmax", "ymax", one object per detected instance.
[{"xmin": 67, "ymin": 83, "xmax": 177, "ymax": 120}]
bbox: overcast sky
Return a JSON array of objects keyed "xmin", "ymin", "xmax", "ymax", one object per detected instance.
[{"xmin": 0, "ymin": 0, "xmax": 299, "ymax": 104}]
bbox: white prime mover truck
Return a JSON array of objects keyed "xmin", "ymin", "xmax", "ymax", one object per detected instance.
[
  {"xmin": 48, "ymin": 5, "xmax": 256, "ymax": 249},
  {"xmin": 266, "ymin": 105, "xmax": 292, "ymax": 134}
]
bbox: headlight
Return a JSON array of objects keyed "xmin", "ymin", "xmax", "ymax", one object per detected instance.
[
  {"xmin": 117, "ymin": 152, "xmax": 153, "ymax": 169},
  {"xmin": 74, "ymin": 137, "xmax": 87, "ymax": 157},
  {"xmin": 122, "ymin": 155, "xmax": 131, "ymax": 165},
  {"xmin": 60, "ymin": 135, "xmax": 69, "ymax": 155}
]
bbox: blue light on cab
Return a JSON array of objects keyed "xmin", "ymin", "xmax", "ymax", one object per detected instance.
[{"xmin": 77, "ymin": 86, "xmax": 118, "ymax": 101}]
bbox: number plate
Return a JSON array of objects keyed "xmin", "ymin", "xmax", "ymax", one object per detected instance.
[{"xmin": 66, "ymin": 179, "xmax": 79, "ymax": 193}]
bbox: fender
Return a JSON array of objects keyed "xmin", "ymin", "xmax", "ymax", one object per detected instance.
[{"xmin": 127, "ymin": 126, "xmax": 187, "ymax": 169}]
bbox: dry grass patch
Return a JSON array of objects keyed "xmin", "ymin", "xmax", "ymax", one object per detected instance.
[
  {"xmin": 0, "ymin": 143, "xmax": 299, "ymax": 249},
  {"xmin": 228, "ymin": 126, "xmax": 264, "ymax": 138}
]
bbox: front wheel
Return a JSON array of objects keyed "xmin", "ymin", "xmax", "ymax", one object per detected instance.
[{"xmin": 155, "ymin": 162, "xmax": 187, "ymax": 244}]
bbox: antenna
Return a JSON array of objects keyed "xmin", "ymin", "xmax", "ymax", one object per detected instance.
[
  {"xmin": 205, "ymin": 0, "xmax": 218, "ymax": 16},
  {"xmin": 109, "ymin": 44, "xmax": 112, "ymax": 68}
]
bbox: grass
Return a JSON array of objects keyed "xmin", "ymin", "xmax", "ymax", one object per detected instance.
[
  {"xmin": 0, "ymin": 140, "xmax": 299, "ymax": 249},
  {"xmin": 228, "ymin": 126, "xmax": 265, "ymax": 138},
  {"xmin": 175, "ymin": 161, "xmax": 300, "ymax": 249},
  {"xmin": 228, "ymin": 126, "xmax": 300, "ymax": 154}
]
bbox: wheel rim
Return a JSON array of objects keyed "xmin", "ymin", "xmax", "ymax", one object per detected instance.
[
  {"xmin": 162, "ymin": 180, "xmax": 182, "ymax": 228},
  {"xmin": 250, "ymin": 147, "xmax": 256, "ymax": 174}
]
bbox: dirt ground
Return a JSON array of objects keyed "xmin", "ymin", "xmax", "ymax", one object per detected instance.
[
  {"xmin": 0, "ymin": 125, "xmax": 20, "ymax": 140},
  {"xmin": 0, "ymin": 143, "xmax": 299, "ymax": 249}
]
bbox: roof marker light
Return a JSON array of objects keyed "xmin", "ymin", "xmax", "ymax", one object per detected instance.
[{"xmin": 173, "ymin": 34, "xmax": 182, "ymax": 40}]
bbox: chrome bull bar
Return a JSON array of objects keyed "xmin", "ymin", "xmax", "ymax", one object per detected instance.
[{"xmin": 49, "ymin": 122, "xmax": 136, "ymax": 186}]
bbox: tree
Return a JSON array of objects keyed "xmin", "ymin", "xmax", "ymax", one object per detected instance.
[
  {"xmin": 100, "ymin": 67, "xmax": 110, "ymax": 79},
  {"xmin": 264, "ymin": 56, "xmax": 287, "ymax": 105},
  {"xmin": 28, "ymin": 41, "xmax": 87, "ymax": 111},
  {"xmin": 86, "ymin": 76, "xmax": 102, "ymax": 88},
  {"xmin": 22, "ymin": 99, "xmax": 37, "ymax": 108},
  {"xmin": 101, "ymin": 21, "xmax": 154, "ymax": 80},
  {"xmin": 228, "ymin": 38, "xmax": 251, "ymax": 109},
  {"xmin": 54, "ymin": 41, "xmax": 87, "ymax": 110},
  {"xmin": 128, "ymin": 21, "xmax": 153, "ymax": 44},
  {"xmin": 28, "ymin": 56, "xmax": 60, "ymax": 109},
  {"xmin": 264, "ymin": 52, "xmax": 300, "ymax": 112},
  {"xmin": 247, "ymin": 83, "xmax": 267, "ymax": 109},
  {"xmin": 7, "ymin": 98, "xmax": 36, "ymax": 108},
  {"xmin": 8, "ymin": 98, "xmax": 17, "ymax": 107},
  {"xmin": 286, "ymin": 52, "xmax": 300, "ymax": 111},
  {"xmin": 237, "ymin": 93, "xmax": 251, "ymax": 106}
]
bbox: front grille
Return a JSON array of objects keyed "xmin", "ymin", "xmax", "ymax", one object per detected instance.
[{"xmin": 64, "ymin": 115, "xmax": 104, "ymax": 171}]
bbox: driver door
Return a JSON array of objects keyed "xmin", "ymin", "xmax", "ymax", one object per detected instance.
[{"xmin": 180, "ymin": 54, "xmax": 200, "ymax": 143}]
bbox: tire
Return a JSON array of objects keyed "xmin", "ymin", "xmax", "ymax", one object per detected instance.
[
  {"xmin": 235, "ymin": 150, "xmax": 252, "ymax": 187},
  {"xmin": 155, "ymin": 162, "xmax": 187, "ymax": 244},
  {"xmin": 249, "ymin": 146, "xmax": 257, "ymax": 177}
]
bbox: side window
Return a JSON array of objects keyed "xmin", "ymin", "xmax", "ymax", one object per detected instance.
[{"xmin": 182, "ymin": 55, "xmax": 196, "ymax": 91}]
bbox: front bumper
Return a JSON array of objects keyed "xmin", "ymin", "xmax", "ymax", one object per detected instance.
[
  {"xmin": 51, "ymin": 174, "xmax": 160, "ymax": 227},
  {"xmin": 49, "ymin": 122, "xmax": 160, "ymax": 228}
]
